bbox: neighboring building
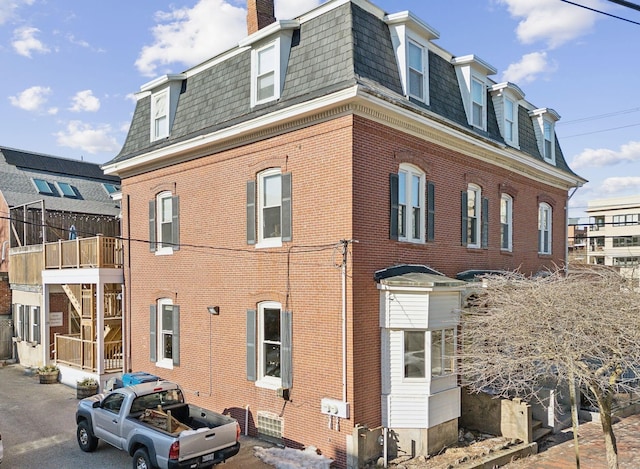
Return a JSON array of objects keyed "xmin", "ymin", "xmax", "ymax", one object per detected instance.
[
  {"xmin": 103, "ymin": 0, "xmax": 585, "ymax": 466},
  {"xmin": 568, "ymin": 217, "xmax": 587, "ymax": 265},
  {"xmin": 1, "ymin": 146, "xmax": 123, "ymax": 388},
  {"xmin": 586, "ymin": 195, "xmax": 640, "ymax": 280}
]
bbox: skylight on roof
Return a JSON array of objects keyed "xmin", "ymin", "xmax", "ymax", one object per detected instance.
[
  {"xmin": 103, "ymin": 183, "xmax": 120, "ymax": 194},
  {"xmin": 33, "ymin": 178, "xmax": 53, "ymax": 195},
  {"xmin": 57, "ymin": 182, "xmax": 78, "ymax": 198}
]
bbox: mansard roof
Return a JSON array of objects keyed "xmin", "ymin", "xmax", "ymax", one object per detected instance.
[{"xmin": 108, "ymin": 0, "xmax": 581, "ymax": 182}]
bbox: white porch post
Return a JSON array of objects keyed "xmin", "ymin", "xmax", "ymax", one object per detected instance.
[
  {"xmin": 42, "ymin": 283, "xmax": 50, "ymax": 365},
  {"xmin": 96, "ymin": 282, "xmax": 105, "ymax": 375}
]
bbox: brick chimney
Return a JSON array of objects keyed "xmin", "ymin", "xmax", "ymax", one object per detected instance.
[{"xmin": 247, "ymin": 0, "xmax": 276, "ymax": 35}]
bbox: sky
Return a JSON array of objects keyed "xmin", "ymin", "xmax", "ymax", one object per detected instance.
[{"xmin": 1, "ymin": 0, "xmax": 640, "ymax": 222}]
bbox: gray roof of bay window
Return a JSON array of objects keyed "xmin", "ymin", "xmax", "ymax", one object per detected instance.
[{"xmin": 109, "ymin": 1, "xmax": 577, "ymax": 178}]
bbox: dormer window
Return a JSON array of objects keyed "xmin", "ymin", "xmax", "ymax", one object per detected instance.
[
  {"xmin": 471, "ymin": 78, "xmax": 484, "ymax": 128},
  {"xmin": 240, "ymin": 20, "xmax": 298, "ymax": 108},
  {"xmin": 451, "ymin": 55, "xmax": 497, "ymax": 132},
  {"xmin": 256, "ymin": 42, "xmax": 276, "ymax": 103},
  {"xmin": 152, "ymin": 91, "xmax": 169, "ymax": 140},
  {"xmin": 408, "ymin": 41, "xmax": 426, "ymax": 101},
  {"xmin": 529, "ymin": 108, "xmax": 560, "ymax": 165},
  {"xmin": 141, "ymin": 74, "xmax": 186, "ymax": 143},
  {"xmin": 385, "ymin": 11, "xmax": 439, "ymax": 106},
  {"xmin": 490, "ymin": 82, "xmax": 525, "ymax": 148}
]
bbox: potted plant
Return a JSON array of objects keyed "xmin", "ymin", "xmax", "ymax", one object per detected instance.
[
  {"xmin": 76, "ymin": 377, "xmax": 99, "ymax": 399},
  {"xmin": 37, "ymin": 365, "xmax": 59, "ymax": 384}
]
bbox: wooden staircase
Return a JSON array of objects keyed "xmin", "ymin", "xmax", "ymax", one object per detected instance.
[{"xmin": 532, "ymin": 419, "xmax": 552, "ymax": 441}]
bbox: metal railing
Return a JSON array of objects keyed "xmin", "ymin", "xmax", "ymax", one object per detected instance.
[{"xmin": 44, "ymin": 235, "xmax": 123, "ymax": 269}]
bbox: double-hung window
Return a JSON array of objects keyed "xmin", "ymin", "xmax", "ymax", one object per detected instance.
[
  {"xmin": 407, "ymin": 41, "xmax": 426, "ymax": 102},
  {"xmin": 14, "ymin": 304, "xmax": 40, "ymax": 344},
  {"xmin": 471, "ymin": 78, "xmax": 485, "ymax": 128},
  {"xmin": 462, "ymin": 184, "xmax": 487, "ymax": 248},
  {"xmin": 149, "ymin": 191, "xmax": 180, "ymax": 254},
  {"xmin": 504, "ymin": 98, "xmax": 515, "ymax": 142},
  {"xmin": 431, "ymin": 329, "xmax": 455, "ymax": 377},
  {"xmin": 390, "ymin": 165, "xmax": 434, "ymax": 243},
  {"xmin": 256, "ymin": 43, "xmax": 276, "ymax": 103},
  {"xmin": 543, "ymin": 121, "xmax": 554, "ymax": 161},
  {"xmin": 246, "ymin": 303, "xmax": 292, "ymax": 390},
  {"xmin": 247, "ymin": 169, "xmax": 292, "ymax": 247},
  {"xmin": 151, "ymin": 91, "xmax": 169, "ymax": 140},
  {"xmin": 538, "ymin": 203, "xmax": 552, "ymax": 254},
  {"xmin": 500, "ymin": 194, "xmax": 513, "ymax": 251},
  {"xmin": 150, "ymin": 298, "xmax": 180, "ymax": 369}
]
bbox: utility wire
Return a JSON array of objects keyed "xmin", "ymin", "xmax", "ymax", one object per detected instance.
[
  {"xmin": 561, "ymin": 122, "xmax": 640, "ymax": 138},
  {"xmin": 560, "ymin": 0, "xmax": 640, "ymax": 25},
  {"xmin": 558, "ymin": 106, "xmax": 640, "ymax": 125},
  {"xmin": 607, "ymin": 0, "xmax": 640, "ymax": 13}
]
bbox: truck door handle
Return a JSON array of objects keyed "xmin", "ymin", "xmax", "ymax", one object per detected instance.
[{"xmin": 112, "ymin": 419, "xmax": 118, "ymax": 424}]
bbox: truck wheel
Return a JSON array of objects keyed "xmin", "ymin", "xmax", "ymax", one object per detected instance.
[
  {"xmin": 77, "ymin": 421, "xmax": 99, "ymax": 452},
  {"xmin": 133, "ymin": 447, "xmax": 154, "ymax": 469}
]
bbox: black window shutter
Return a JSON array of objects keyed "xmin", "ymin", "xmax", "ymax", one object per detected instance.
[
  {"xmin": 281, "ymin": 310, "xmax": 292, "ymax": 389},
  {"xmin": 390, "ymin": 173, "xmax": 399, "ymax": 240},
  {"xmin": 281, "ymin": 173, "xmax": 292, "ymax": 242},
  {"xmin": 461, "ymin": 191, "xmax": 468, "ymax": 246},
  {"xmin": 172, "ymin": 196, "xmax": 180, "ymax": 251},
  {"xmin": 149, "ymin": 305, "xmax": 157, "ymax": 362},
  {"xmin": 149, "ymin": 200, "xmax": 156, "ymax": 252},
  {"xmin": 172, "ymin": 306, "xmax": 180, "ymax": 366},
  {"xmin": 481, "ymin": 197, "xmax": 489, "ymax": 249},
  {"xmin": 246, "ymin": 309, "xmax": 257, "ymax": 381},
  {"xmin": 246, "ymin": 181, "xmax": 256, "ymax": 245},
  {"xmin": 427, "ymin": 181, "xmax": 435, "ymax": 242}
]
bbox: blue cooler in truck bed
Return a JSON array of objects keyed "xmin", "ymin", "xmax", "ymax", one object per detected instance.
[{"xmin": 122, "ymin": 372, "xmax": 160, "ymax": 387}]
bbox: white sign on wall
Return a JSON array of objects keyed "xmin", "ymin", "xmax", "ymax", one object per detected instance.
[{"xmin": 50, "ymin": 312, "xmax": 63, "ymax": 327}]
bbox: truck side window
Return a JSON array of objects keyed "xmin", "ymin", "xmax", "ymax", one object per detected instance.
[{"xmin": 102, "ymin": 393, "xmax": 125, "ymax": 413}]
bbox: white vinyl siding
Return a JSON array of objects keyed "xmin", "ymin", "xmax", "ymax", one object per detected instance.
[{"xmin": 382, "ymin": 389, "xmax": 460, "ymax": 428}]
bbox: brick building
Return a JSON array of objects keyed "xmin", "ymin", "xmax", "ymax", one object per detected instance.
[{"xmin": 104, "ymin": 0, "xmax": 585, "ymax": 466}]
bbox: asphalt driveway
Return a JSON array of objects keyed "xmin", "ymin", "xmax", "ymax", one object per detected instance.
[{"xmin": 0, "ymin": 363, "xmax": 274, "ymax": 468}]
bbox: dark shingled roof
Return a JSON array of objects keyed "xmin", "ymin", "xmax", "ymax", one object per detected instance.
[
  {"xmin": 109, "ymin": 1, "xmax": 579, "ymax": 180},
  {"xmin": 0, "ymin": 147, "xmax": 120, "ymax": 215}
]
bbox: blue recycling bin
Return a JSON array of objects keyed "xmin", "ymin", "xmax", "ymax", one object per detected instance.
[{"xmin": 122, "ymin": 372, "xmax": 160, "ymax": 387}]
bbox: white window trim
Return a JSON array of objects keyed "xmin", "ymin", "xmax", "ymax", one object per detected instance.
[
  {"xmin": 501, "ymin": 194, "xmax": 513, "ymax": 252},
  {"xmin": 256, "ymin": 301, "xmax": 282, "ymax": 390},
  {"xmin": 489, "ymin": 82, "xmax": 524, "ymax": 148},
  {"xmin": 538, "ymin": 203, "xmax": 552, "ymax": 255},
  {"xmin": 151, "ymin": 89, "xmax": 169, "ymax": 141},
  {"xmin": 252, "ymin": 41, "xmax": 278, "ymax": 106},
  {"xmin": 543, "ymin": 120, "xmax": 555, "ymax": 163},
  {"xmin": 504, "ymin": 98, "xmax": 516, "ymax": 144},
  {"xmin": 467, "ymin": 184, "xmax": 482, "ymax": 249},
  {"xmin": 398, "ymin": 163, "xmax": 426, "ymax": 243},
  {"xmin": 451, "ymin": 55, "xmax": 496, "ymax": 132},
  {"xmin": 256, "ymin": 168, "xmax": 283, "ymax": 249},
  {"xmin": 402, "ymin": 330, "xmax": 427, "ymax": 382},
  {"xmin": 30, "ymin": 306, "xmax": 40, "ymax": 344},
  {"xmin": 156, "ymin": 191, "xmax": 174, "ymax": 255},
  {"xmin": 156, "ymin": 298, "xmax": 174, "ymax": 370},
  {"xmin": 471, "ymin": 77, "xmax": 485, "ymax": 129},
  {"xmin": 430, "ymin": 328, "xmax": 456, "ymax": 378},
  {"xmin": 406, "ymin": 38, "xmax": 428, "ymax": 103}
]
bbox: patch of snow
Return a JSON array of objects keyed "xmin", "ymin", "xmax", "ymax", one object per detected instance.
[{"xmin": 254, "ymin": 446, "xmax": 333, "ymax": 469}]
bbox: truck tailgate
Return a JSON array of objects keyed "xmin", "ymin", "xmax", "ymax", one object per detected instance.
[{"xmin": 178, "ymin": 405, "xmax": 238, "ymax": 461}]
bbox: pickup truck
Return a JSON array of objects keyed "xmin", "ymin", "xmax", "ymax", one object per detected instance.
[{"xmin": 76, "ymin": 380, "xmax": 240, "ymax": 469}]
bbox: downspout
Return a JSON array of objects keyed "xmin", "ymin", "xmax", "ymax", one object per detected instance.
[
  {"xmin": 126, "ymin": 194, "xmax": 132, "ymax": 372},
  {"xmin": 341, "ymin": 240, "xmax": 347, "ymax": 403}
]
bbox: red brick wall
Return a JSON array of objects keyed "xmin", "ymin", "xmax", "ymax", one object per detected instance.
[
  {"xmin": 121, "ymin": 114, "xmax": 570, "ymax": 466},
  {"xmin": 0, "ymin": 273, "xmax": 10, "ymax": 315}
]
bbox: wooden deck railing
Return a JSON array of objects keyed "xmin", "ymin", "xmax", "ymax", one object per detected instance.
[
  {"xmin": 55, "ymin": 334, "xmax": 123, "ymax": 372},
  {"xmin": 44, "ymin": 235, "xmax": 123, "ymax": 269}
]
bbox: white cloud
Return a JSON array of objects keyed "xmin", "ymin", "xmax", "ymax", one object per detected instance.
[
  {"xmin": 135, "ymin": 0, "xmax": 246, "ymax": 77},
  {"xmin": 599, "ymin": 177, "xmax": 640, "ymax": 195},
  {"xmin": 571, "ymin": 141, "xmax": 640, "ymax": 169},
  {"xmin": 275, "ymin": 0, "xmax": 322, "ymax": 19},
  {"xmin": 497, "ymin": 0, "xmax": 603, "ymax": 48},
  {"xmin": 54, "ymin": 121, "xmax": 120, "ymax": 154},
  {"xmin": 69, "ymin": 90, "xmax": 100, "ymax": 112},
  {"xmin": 502, "ymin": 51, "xmax": 555, "ymax": 83},
  {"xmin": 8, "ymin": 85, "xmax": 57, "ymax": 113},
  {"xmin": 12, "ymin": 26, "xmax": 50, "ymax": 57},
  {"xmin": 0, "ymin": 0, "xmax": 34, "ymax": 25}
]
